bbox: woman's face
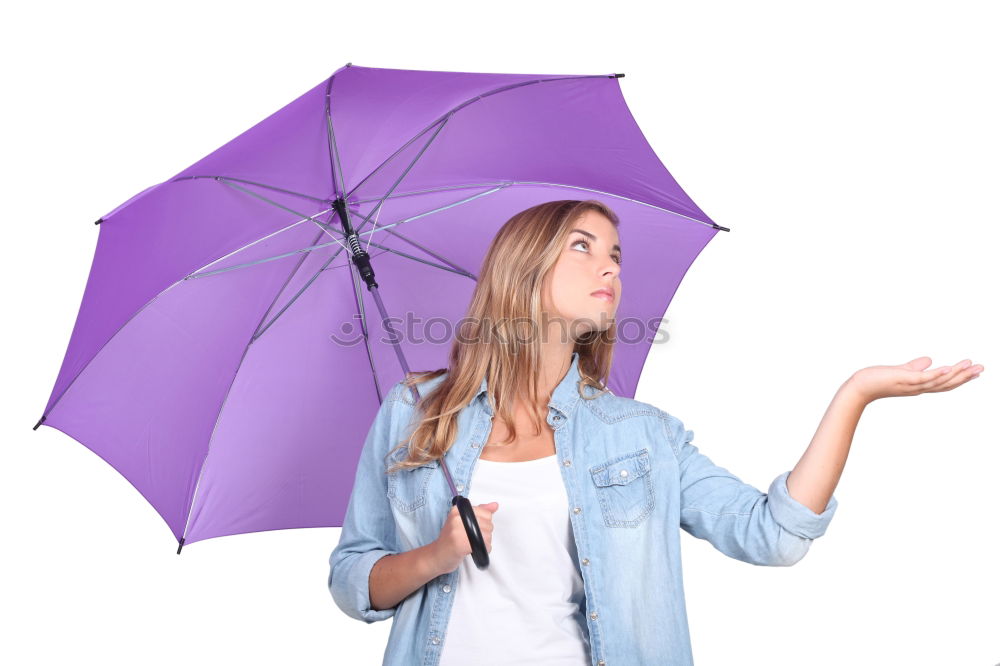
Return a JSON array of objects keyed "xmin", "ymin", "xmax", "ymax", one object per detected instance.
[{"xmin": 541, "ymin": 210, "xmax": 622, "ymax": 338}]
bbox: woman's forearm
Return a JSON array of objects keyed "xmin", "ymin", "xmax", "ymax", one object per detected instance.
[
  {"xmin": 369, "ymin": 543, "xmax": 445, "ymax": 611},
  {"xmin": 786, "ymin": 357, "xmax": 983, "ymax": 514},
  {"xmin": 786, "ymin": 378, "xmax": 868, "ymax": 514}
]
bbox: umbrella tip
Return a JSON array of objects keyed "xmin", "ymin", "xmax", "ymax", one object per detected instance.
[
  {"xmin": 345, "ymin": 62, "xmax": 352, "ymax": 67},
  {"xmin": 612, "ymin": 73, "xmax": 625, "ymax": 78},
  {"xmin": 176, "ymin": 537, "xmax": 185, "ymax": 555},
  {"xmin": 33, "ymin": 415, "xmax": 46, "ymax": 431},
  {"xmin": 713, "ymin": 224, "xmax": 731, "ymax": 232},
  {"xmin": 94, "ymin": 218, "xmax": 104, "ymax": 225}
]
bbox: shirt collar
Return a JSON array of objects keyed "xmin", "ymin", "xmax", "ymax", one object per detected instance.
[{"xmin": 475, "ymin": 351, "xmax": 585, "ymax": 418}]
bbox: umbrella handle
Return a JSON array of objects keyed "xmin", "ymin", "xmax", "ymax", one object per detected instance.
[{"xmin": 451, "ymin": 495, "xmax": 490, "ymax": 569}]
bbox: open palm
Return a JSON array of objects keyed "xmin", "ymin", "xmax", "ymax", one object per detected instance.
[{"xmin": 848, "ymin": 356, "xmax": 984, "ymax": 404}]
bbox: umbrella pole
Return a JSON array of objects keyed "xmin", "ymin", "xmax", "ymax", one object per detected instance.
[{"xmin": 333, "ymin": 198, "xmax": 490, "ymax": 569}]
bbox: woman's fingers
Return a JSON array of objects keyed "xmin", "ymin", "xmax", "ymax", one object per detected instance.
[
  {"xmin": 932, "ymin": 361, "xmax": 983, "ymax": 392},
  {"xmin": 915, "ymin": 360, "xmax": 983, "ymax": 392}
]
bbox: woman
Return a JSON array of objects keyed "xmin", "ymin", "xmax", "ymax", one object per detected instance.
[{"xmin": 328, "ymin": 199, "xmax": 982, "ymax": 665}]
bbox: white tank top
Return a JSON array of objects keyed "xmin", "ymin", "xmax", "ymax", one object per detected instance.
[{"xmin": 438, "ymin": 454, "xmax": 592, "ymax": 665}]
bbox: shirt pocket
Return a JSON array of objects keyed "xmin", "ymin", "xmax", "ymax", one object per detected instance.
[
  {"xmin": 589, "ymin": 448, "xmax": 654, "ymax": 527},
  {"xmin": 386, "ymin": 452, "xmax": 440, "ymax": 513}
]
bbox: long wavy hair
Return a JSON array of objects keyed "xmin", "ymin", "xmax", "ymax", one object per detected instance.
[{"xmin": 384, "ymin": 199, "xmax": 621, "ymax": 475}]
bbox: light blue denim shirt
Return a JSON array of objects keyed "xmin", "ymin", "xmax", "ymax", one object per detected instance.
[{"xmin": 328, "ymin": 351, "xmax": 838, "ymax": 665}]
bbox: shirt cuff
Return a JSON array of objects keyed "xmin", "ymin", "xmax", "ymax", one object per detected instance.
[
  {"xmin": 767, "ymin": 470, "xmax": 838, "ymax": 540},
  {"xmin": 349, "ymin": 549, "xmax": 398, "ymax": 623}
]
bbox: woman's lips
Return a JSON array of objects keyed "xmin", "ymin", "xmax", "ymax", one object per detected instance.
[{"xmin": 591, "ymin": 289, "xmax": 614, "ymax": 302}]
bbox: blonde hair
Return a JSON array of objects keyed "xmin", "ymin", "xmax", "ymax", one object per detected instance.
[{"xmin": 385, "ymin": 199, "xmax": 621, "ymax": 475}]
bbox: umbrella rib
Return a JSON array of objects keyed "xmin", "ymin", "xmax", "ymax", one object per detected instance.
[
  {"xmin": 323, "ymin": 74, "xmax": 348, "ymax": 192},
  {"xmin": 185, "ymin": 232, "xmax": 473, "ymax": 282},
  {"xmin": 352, "ymin": 241, "xmax": 474, "ymax": 280},
  {"xmin": 185, "ymin": 238, "xmax": 345, "ymax": 280},
  {"xmin": 352, "ymin": 117, "xmax": 451, "ymax": 256},
  {"xmin": 508, "ymin": 180, "xmax": 725, "ymax": 229},
  {"xmin": 349, "ymin": 181, "xmax": 513, "ymax": 205},
  {"xmin": 361, "ymin": 198, "xmax": 383, "ymax": 255},
  {"xmin": 378, "ymin": 227, "xmax": 478, "ymax": 280},
  {"xmin": 252, "ymin": 215, "xmax": 336, "ymax": 334},
  {"xmin": 216, "ymin": 179, "xmax": 352, "ymax": 255},
  {"xmin": 172, "ymin": 174, "xmax": 331, "ymax": 206},
  {"xmin": 251, "ymin": 242, "xmax": 349, "ymax": 342},
  {"xmin": 343, "ymin": 73, "xmax": 610, "ymax": 202},
  {"xmin": 185, "ymin": 206, "xmax": 336, "ymax": 279},
  {"xmin": 355, "ymin": 183, "xmax": 509, "ymax": 238},
  {"xmin": 179, "ymin": 222, "xmax": 330, "ymax": 547},
  {"xmin": 324, "ymin": 74, "xmax": 348, "ymax": 201}
]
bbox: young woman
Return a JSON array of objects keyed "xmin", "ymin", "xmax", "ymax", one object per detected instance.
[{"xmin": 328, "ymin": 199, "xmax": 982, "ymax": 666}]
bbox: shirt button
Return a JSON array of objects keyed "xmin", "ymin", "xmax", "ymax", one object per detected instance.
[
  {"xmin": 620, "ymin": 469, "xmax": 629, "ymax": 478},
  {"xmin": 431, "ymin": 637, "xmax": 440, "ymax": 645},
  {"xmin": 563, "ymin": 459, "xmax": 572, "ymax": 467},
  {"xmin": 581, "ymin": 558, "xmax": 590, "ymax": 566},
  {"xmin": 573, "ymin": 507, "xmax": 581, "ymax": 514},
  {"xmin": 590, "ymin": 611, "xmax": 599, "ymax": 620},
  {"xmin": 470, "ymin": 442, "xmax": 479, "ymax": 448},
  {"xmin": 442, "ymin": 584, "xmax": 451, "ymax": 593},
  {"xmin": 597, "ymin": 660, "xmax": 606, "ymax": 666},
  {"xmin": 456, "ymin": 484, "xmax": 464, "ymax": 492}
]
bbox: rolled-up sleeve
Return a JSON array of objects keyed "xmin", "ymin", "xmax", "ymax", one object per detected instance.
[
  {"xmin": 766, "ymin": 470, "xmax": 838, "ymax": 539},
  {"xmin": 328, "ymin": 384, "xmax": 403, "ymax": 622},
  {"xmin": 660, "ymin": 409, "xmax": 839, "ymax": 567}
]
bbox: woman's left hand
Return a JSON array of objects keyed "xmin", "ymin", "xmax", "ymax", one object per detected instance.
[{"xmin": 846, "ymin": 356, "xmax": 984, "ymax": 405}]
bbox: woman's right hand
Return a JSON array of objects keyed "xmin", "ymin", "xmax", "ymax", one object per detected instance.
[{"xmin": 429, "ymin": 501, "xmax": 499, "ymax": 575}]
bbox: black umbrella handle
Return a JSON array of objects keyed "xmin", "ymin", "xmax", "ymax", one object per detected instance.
[{"xmin": 452, "ymin": 495, "xmax": 490, "ymax": 569}]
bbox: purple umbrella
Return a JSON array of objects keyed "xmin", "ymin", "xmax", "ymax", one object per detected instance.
[{"xmin": 35, "ymin": 63, "xmax": 728, "ymax": 558}]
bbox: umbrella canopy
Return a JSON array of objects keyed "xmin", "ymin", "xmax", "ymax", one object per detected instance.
[{"xmin": 36, "ymin": 63, "xmax": 728, "ymax": 551}]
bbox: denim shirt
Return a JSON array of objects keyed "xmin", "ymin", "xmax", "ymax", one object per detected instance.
[{"xmin": 328, "ymin": 352, "xmax": 839, "ymax": 666}]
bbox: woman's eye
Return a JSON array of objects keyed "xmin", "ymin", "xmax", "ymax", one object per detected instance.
[{"xmin": 572, "ymin": 238, "xmax": 622, "ymax": 266}]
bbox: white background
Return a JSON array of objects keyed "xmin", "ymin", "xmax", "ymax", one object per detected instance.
[{"xmin": 3, "ymin": 1, "xmax": 997, "ymax": 664}]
